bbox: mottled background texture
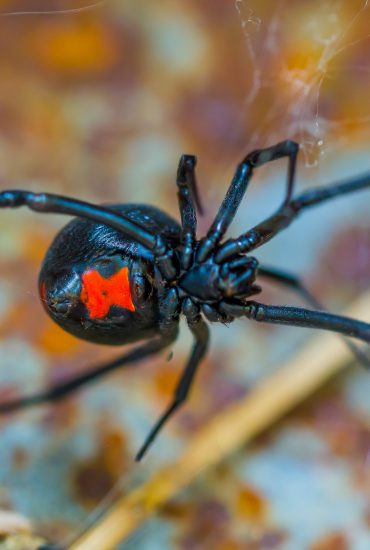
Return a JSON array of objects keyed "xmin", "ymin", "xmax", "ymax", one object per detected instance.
[{"xmin": 0, "ymin": 1, "xmax": 370, "ymax": 549}]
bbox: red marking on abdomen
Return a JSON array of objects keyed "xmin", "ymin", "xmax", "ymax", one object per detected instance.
[{"xmin": 80, "ymin": 267, "xmax": 135, "ymax": 319}]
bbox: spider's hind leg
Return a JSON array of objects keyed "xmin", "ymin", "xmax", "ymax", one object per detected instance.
[
  {"xmin": 219, "ymin": 300, "xmax": 370, "ymax": 346},
  {"xmin": 258, "ymin": 265, "xmax": 320, "ymax": 307},
  {"xmin": 136, "ymin": 298, "xmax": 209, "ymax": 461},
  {"xmin": 0, "ymin": 334, "xmax": 177, "ymax": 413},
  {"xmin": 0, "ymin": 190, "xmax": 158, "ymax": 250},
  {"xmin": 258, "ymin": 265, "xmax": 370, "ymax": 369},
  {"xmin": 0, "ymin": 190, "xmax": 181, "ymax": 282}
]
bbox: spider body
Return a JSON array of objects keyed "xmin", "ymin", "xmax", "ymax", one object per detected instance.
[
  {"xmin": 1, "ymin": 141, "xmax": 370, "ymax": 462},
  {"xmin": 40, "ymin": 197, "xmax": 262, "ymax": 344}
]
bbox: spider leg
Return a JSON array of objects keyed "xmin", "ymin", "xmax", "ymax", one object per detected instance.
[
  {"xmin": 0, "ymin": 190, "xmax": 177, "ymax": 280},
  {"xmin": 177, "ymin": 154, "xmax": 203, "ymax": 214},
  {"xmin": 216, "ymin": 171, "xmax": 370, "ymax": 263},
  {"xmin": 245, "ymin": 140, "xmax": 299, "ymax": 206},
  {"xmin": 258, "ymin": 265, "xmax": 321, "ymax": 307},
  {"xmin": 197, "ymin": 140, "xmax": 299, "ymax": 262},
  {"xmin": 0, "ymin": 332, "xmax": 177, "ymax": 413},
  {"xmin": 176, "ymin": 155, "xmax": 201, "ymax": 270},
  {"xmin": 201, "ymin": 303, "xmax": 233, "ymax": 323},
  {"xmin": 258, "ymin": 265, "xmax": 370, "ymax": 369},
  {"xmin": 0, "ymin": 190, "xmax": 158, "ymax": 248},
  {"xmin": 219, "ymin": 300, "xmax": 370, "ymax": 345},
  {"xmin": 136, "ymin": 299, "xmax": 209, "ymax": 461}
]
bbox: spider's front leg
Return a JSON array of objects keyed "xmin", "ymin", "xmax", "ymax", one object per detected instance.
[
  {"xmin": 216, "ymin": 170, "xmax": 370, "ymax": 263},
  {"xmin": 176, "ymin": 154, "xmax": 202, "ymax": 270},
  {"xmin": 197, "ymin": 139, "xmax": 299, "ymax": 262},
  {"xmin": 245, "ymin": 140, "xmax": 299, "ymax": 206}
]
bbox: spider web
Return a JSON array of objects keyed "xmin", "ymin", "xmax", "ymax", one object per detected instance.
[
  {"xmin": 234, "ymin": 0, "xmax": 370, "ymax": 167},
  {"xmin": 0, "ymin": 0, "xmax": 106, "ymax": 16}
]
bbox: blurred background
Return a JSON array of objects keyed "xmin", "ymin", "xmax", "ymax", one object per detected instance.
[{"xmin": 0, "ymin": 0, "xmax": 370, "ymax": 548}]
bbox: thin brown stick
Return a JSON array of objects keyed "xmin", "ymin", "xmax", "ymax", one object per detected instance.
[{"xmin": 71, "ymin": 292, "xmax": 370, "ymax": 550}]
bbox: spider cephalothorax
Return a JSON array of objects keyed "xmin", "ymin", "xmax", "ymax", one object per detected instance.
[
  {"xmin": 1, "ymin": 139, "xmax": 370, "ymax": 462},
  {"xmin": 178, "ymin": 253, "xmax": 260, "ymax": 303}
]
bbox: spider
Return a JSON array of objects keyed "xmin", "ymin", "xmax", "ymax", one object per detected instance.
[{"xmin": 0, "ymin": 139, "xmax": 370, "ymax": 462}]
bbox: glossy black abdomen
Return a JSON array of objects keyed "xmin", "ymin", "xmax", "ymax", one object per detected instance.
[
  {"xmin": 41, "ymin": 203, "xmax": 181, "ymax": 270},
  {"xmin": 39, "ymin": 204, "xmax": 181, "ymax": 345}
]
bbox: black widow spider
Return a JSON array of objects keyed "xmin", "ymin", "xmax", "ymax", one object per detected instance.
[{"xmin": 1, "ymin": 139, "xmax": 370, "ymax": 462}]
